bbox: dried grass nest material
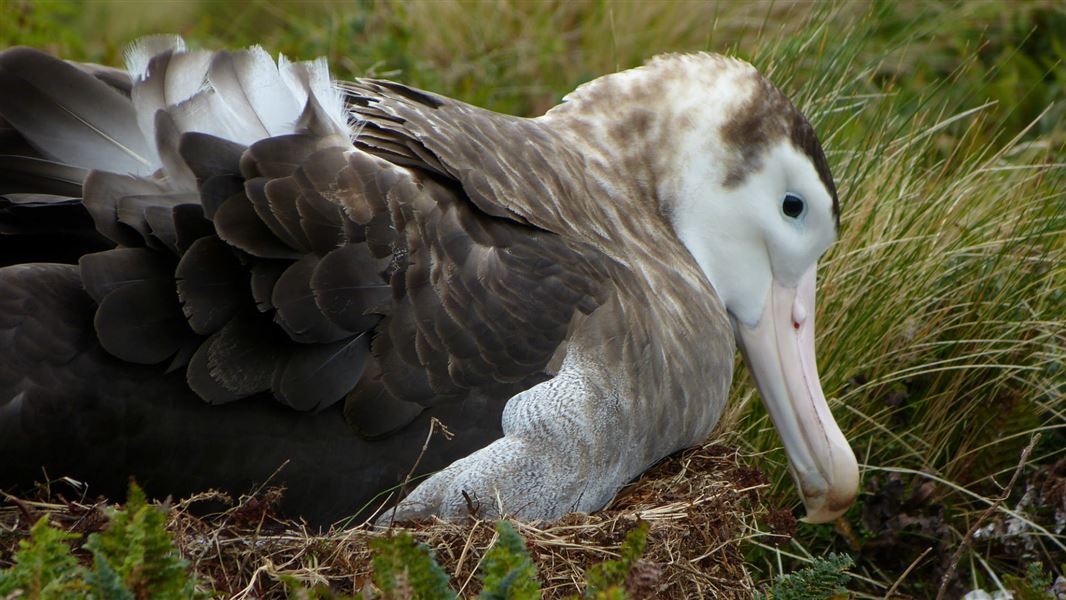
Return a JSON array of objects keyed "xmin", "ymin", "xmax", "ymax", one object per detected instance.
[{"xmin": 1, "ymin": 443, "xmax": 780, "ymax": 598}]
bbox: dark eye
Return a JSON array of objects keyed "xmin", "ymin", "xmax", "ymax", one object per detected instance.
[{"xmin": 782, "ymin": 193, "xmax": 805, "ymax": 219}]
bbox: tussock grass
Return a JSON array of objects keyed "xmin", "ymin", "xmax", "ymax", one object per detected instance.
[
  {"xmin": 2, "ymin": 0, "xmax": 1064, "ymax": 595},
  {"xmin": 717, "ymin": 3, "xmax": 1066, "ymax": 593}
]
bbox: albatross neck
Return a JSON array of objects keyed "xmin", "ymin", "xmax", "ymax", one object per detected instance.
[{"xmin": 530, "ymin": 104, "xmax": 738, "ymax": 455}]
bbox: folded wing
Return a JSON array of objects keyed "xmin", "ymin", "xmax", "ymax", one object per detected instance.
[{"xmin": 0, "ymin": 40, "xmax": 609, "ymax": 440}]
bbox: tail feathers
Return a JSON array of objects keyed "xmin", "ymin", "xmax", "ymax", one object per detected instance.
[
  {"xmin": 173, "ymin": 236, "xmax": 247, "ymax": 335},
  {"xmin": 82, "ymin": 170, "xmax": 168, "ymax": 246},
  {"xmin": 153, "ymin": 110, "xmax": 198, "ymax": 192},
  {"xmin": 0, "ymin": 118, "xmax": 39, "ymax": 157},
  {"xmin": 273, "ymin": 333, "xmax": 370, "ymax": 411},
  {"xmin": 69, "ymin": 61, "xmax": 133, "ymax": 97},
  {"xmin": 207, "ymin": 48, "xmax": 302, "ymax": 142},
  {"xmin": 178, "ymin": 132, "xmax": 245, "ymax": 184},
  {"xmin": 93, "ymin": 277, "xmax": 193, "ymax": 364},
  {"xmin": 0, "ymin": 155, "xmax": 86, "ymax": 197},
  {"xmin": 0, "ymin": 151, "xmax": 110, "ymax": 265},
  {"xmin": 126, "ymin": 37, "xmax": 351, "ymax": 155},
  {"xmin": 0, "ymin": 39, "xmax": 417, "ymax": 424},
  {"xmin": 0, "ymin": 47, "xmax": 155, "ymax": 175},
  {"xmin": 128, "ymin": 43, "xmax": 211, "ymax": 160},
  {"xmin": 0, "ymin": 36, "xmax": 352, "ymax": 196},
  {"xmin": 278, "ymin": 55, "xmax": 350, "ymax": 139},
  {"xmin": 123, "ymin": 34, "xmax": 186, "ymax": 81},
  {"xmin": 79, "ymin": 247, "xmax": 172, "ymax": 303}
]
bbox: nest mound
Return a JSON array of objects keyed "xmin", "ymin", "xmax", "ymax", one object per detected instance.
[{"xmin": 1, "ymin": 443, "xmax": 775, "ymax": 598}]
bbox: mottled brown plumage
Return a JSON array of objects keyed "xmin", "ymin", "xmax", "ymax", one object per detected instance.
[{"xmin": 0, "ymin": 42, "xmax": 854, "ymax": 524}]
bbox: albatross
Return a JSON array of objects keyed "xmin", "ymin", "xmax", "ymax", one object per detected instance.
[{"xmin": 0, "ymin": 37, "xmax": 858, "ymax": 525}]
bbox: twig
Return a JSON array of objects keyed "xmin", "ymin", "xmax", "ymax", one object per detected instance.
[
  {"xmin": 383, "ymin": 417, "xmax": 452, "ymax": 527},
  {"xmin": 884, "ymin": 546, "xmax": 931, "ymax": 599},
  {"xmin": 935, "ymin": 433, "xmax": 1040, "ymax": 600},
  {"xmin": 4, "ymin": 494, "xmax": 36, "ymax": 525}
]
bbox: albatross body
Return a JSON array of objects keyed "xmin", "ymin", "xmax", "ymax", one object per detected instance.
[{"xmin": 0, "ymin": 38, "xmax": 858, "ymax": 525}]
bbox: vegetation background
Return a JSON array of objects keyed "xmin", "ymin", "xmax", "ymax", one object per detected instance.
[{"xmin": 2, "ymin": 0, "xmax": 1064, "ymax": 597}]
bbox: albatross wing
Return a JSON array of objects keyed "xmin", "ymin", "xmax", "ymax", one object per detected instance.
[{"xmin": 0, "ymin": 42, "xmax": 609, "ymax": 522}]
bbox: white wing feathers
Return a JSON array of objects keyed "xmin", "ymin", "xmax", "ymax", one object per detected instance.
[
  {"xmin": 205, "ymin": 47, "xmax": 302, "ymax": 141},
  {"xmin": 129, "ymin": 47, "xmax": 213, "ymax": 162},
  {"xmin": 121, "ymin": 35, "xmax": 351, "ymax": 190},
  {"xmin": 277, "ymin": 55, "xmax": 349, "ymax": 137},
  {"xmin": 123, "ymin": 34, "xmax": 187, "ymax": 81}
]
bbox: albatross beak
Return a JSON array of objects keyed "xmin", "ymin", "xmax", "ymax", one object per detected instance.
[{"xmin": 734, "ymin": 263, "xmax": 858, "ymax": 523}]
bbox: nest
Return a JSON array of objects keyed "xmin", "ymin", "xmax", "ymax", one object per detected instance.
[{"xmin": 1, "ymin": 443, "xmax": 774, "ymax": 598}]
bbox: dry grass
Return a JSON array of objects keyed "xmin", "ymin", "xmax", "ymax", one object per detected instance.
[{"xmin": 1, "ymin": 443, "xmax": 776, "ymax": 598}]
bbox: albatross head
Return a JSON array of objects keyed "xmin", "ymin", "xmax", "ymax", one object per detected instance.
[
  {"xmin": 665, "ymin": 55, "xmax": 857, "ymax": 523},
  {"xmin": 574, "ymin": 54, "xmax": 859, "ymax": 522}
]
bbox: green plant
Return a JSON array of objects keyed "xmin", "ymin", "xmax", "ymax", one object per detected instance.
[
  {"xmin": 755, "ymin": 554, "xmax": 853, "ymax": 600},
  {"xmin": 82, "ymin": 484, "xmax": 200, "ymax": 599},
  {"xmin": 364, "ymin": 520, "xmax": 650, "ymax": 599},
  {"xmin": 0, "ymin": 517, "xmax": 88, "ymax": 598},
  {"xmin": 1003, "ymin": 562, "xmax": 1062, "ymax": 600},
  {"xmin": 279, "ymin": 575, "xmax": 361, "ymax": 600},
  {"xmin": 579, "ymin": 521, "xmax": 650, "ymax": 599},
  {"xmin": 477, "ymin": 521, "xmax": 540, "ymax": 600},
  {"xmin": 0, "ymin": 483, "xmax": 202, "ymax": 599},
  {"xmin": 370, "ymin": 531, "xmax": 456, "ymax": 600}
]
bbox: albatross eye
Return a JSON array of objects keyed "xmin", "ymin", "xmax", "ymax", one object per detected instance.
[{"xmin": 782, "ymin": 193, "xmax": 805, "ymax": 219}]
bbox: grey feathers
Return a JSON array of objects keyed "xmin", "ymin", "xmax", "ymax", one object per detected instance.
[
  {"xmin": 0, "ymin": 156, "xmax": 86, "ymax": 197},
  {"xmin": 0, "ymin": 39, "xmax": 610, "ymax": 438},
  {"xmin": 0, "ymin": 47, "xmax": 154, "ymax": 175}
]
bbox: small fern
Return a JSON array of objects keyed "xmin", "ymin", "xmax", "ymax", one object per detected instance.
[
  {"xmin": 0, "ymin": 482, "xmax": 202, "ymax": 600},
  {"xmin": 84, "ymin": 554, "xmax": 135, "ymax": 600},
  {"xmin": 580, "ymin": 521, "xmax": 650, "ymax": 599},
  {"xmin": 755, "ymin": 553, "xmax": 853, "ymax": 600},
  {"xmin": 82, "ymin": 483, "xmax": 200, "ymax": 599},
  {"xmin": 477, "ymin": 521, "xmax": 540, "ymax": 600},
  {"xmin": 370, "ymin": 531, "xmax": 457, "ymax": 600},
  {"xmin": 0, "ymin": 516, "xmax": 89, "ymax": 599}
]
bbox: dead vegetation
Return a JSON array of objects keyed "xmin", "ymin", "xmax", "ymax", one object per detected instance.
[{"xmin": 1, "ymin": 442, "xmax": 774, "ymax": 598}]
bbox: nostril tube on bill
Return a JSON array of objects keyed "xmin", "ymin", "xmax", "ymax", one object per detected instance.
[{"xmin": 792, "ymin": 299, "xmax": 808, "ymax": 328}]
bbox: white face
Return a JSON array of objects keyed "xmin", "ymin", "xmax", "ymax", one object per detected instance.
[
  {"xmin": 670, "ymin": 136, "xmax": 858, "ymax": 523},
  {"xmin": 672, "ymin": 141, "xmax": 837, "ymax": 327}
]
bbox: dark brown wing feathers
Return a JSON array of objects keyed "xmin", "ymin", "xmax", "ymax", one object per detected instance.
[
  {"xmin": 79, "ymin": 247, "xmax": 171, "ymax": 302},
  {"xmin": 2, "ymin": 50, "xmax": 610, "ymax": 438},
  {"xmin": 92, "ymin": 279, "xmax": 192, "ymax": 364},
  {"xmin": 174, "ymin": 236, "xmax": 248, "ymax": 335}
]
